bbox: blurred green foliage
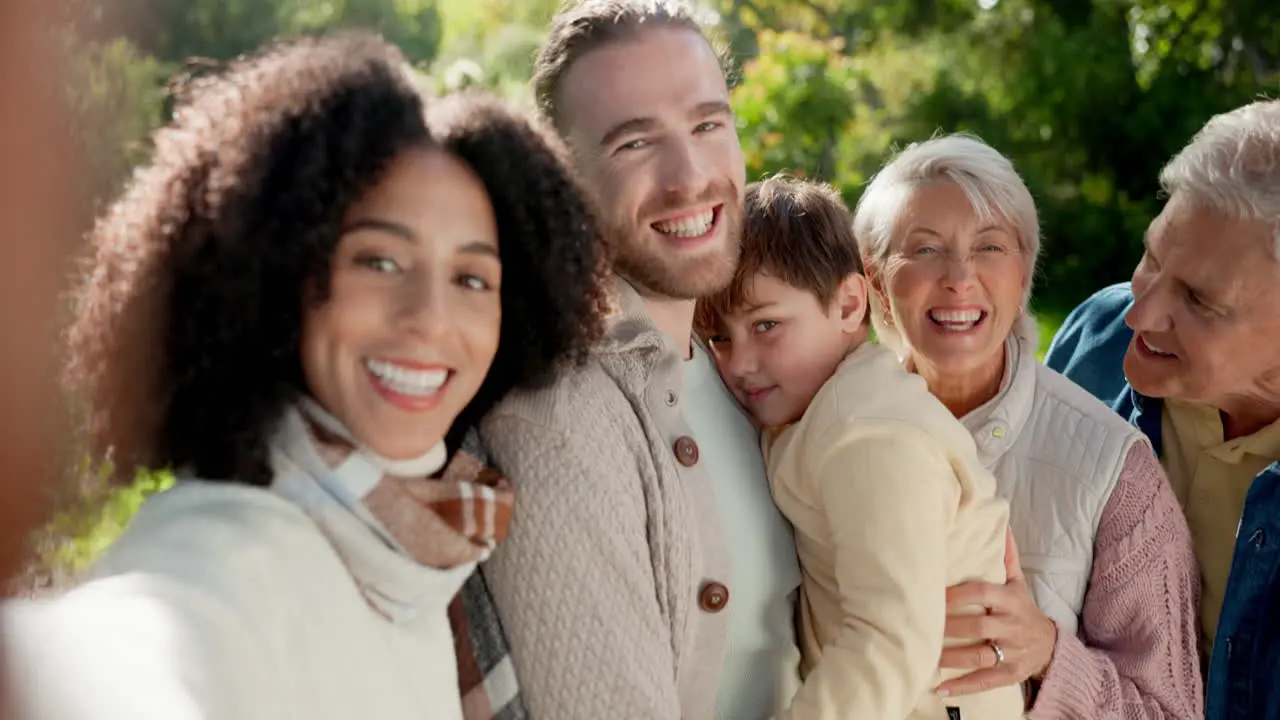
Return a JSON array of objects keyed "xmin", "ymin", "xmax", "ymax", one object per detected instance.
[
  {"xmin": 45, "ymin": 467, "xmax": 173, "ymax": 576},
  {"xmin": 23, "ymin": 461, "xmax": 173, "ymax": 590},
  {"xmin": 719, "ymin": 0, "xmax": 1278, "ymax": 309}
]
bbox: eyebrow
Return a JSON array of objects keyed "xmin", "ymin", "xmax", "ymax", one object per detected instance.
[
  {"xmin": 741, "ymin": 300, "xmax": 778, "ymax": 315},
  {"xmin": 343, "ymin": 217, "xmax": 415, "ymax": 241},
  {"xmin": 459, "ymin": 240, "xmax": 500, "ymax": 258},
  {"xmin": 692, "ymin": 100, "xmax": 734, "ymax": 121},
  {"xmin": 906, "ymin": 227, "xmax": 943, "ymax": 238},
  {"xmin": 906, "ymin": 224, "xmax": 1006, "ymax": 236},
  {"xmin": 1179, "ymin": 269, "xmax": 1224, "ymax": 300},
  {"xmin": 599, "ymin": 117, "xmax": 659, "ymax": 148},
  {"xmin": 1142, "ymin": 232, "xmax": 1225, "ymax": 305},
  {"xmin": 342, "ymin": 218, "xmax": 499, "ymax": 258},
  {"xmin": 598, "ymin": 100, "xmax": 734, "ymax": 148}
]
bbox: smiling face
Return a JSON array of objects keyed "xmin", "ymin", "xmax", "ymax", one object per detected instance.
[
  {"xmin": 876, "ymin": 180, "xmax": 1026, "ymax": 383},
  {"xmin": 300, "ymin": 148, "xmax": 502, "ymax": 460},
  {"xmin": 555, "ymin": 26, "xmax": 745, "ymax": 299},
  {"xmin": 1123, "ymin": 192, "xmax": 1280, "ymax": 411},
  {"xmin": 706, "ymin": 273, "xmax": 867, "ymax": 427}
]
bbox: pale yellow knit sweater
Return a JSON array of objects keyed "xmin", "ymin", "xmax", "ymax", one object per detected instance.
[{"xmin": 767, "ymin": 342, "xmax": 1024, "ymax": 720}]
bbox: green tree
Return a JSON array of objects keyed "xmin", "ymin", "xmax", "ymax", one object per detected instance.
[
  {"xmin": 429, "ymin": 0, "xmax": 559, "ymax": 102},
  {"xmin": 75, "ymin": 0, "xmax": 443, "ymax": 65},
  {"xmin": 720, "ymin": 0, "xmax": 1279, "ymax": 311},
  {"xmin": 730, "ymin": 30, "xmax": 867, "ymax": 192},
  {"xmin": 715, "ymin": 0, "xmax": 975, "ymax": 59}
]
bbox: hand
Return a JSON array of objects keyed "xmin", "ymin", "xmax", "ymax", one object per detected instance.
[{"xmin": 936, "ymin": 528, "xmax": 1058, "ymax": 698}]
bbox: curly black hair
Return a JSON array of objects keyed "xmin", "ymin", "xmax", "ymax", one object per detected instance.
[
  {"xmin": 66, "ymin": 32, "xmax": 611, "ymax": 486},
  {"xmin": 426, "ymin": 90, "xmax": 615, "ymax": 447}
]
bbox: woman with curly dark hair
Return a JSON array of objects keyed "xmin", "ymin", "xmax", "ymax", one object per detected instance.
[{"xmin": 3, "ymin": 31, "xmax": 609, "ymax": 720}]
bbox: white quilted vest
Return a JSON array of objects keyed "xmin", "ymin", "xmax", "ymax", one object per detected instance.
[{"xmin": 959, "ymin": 336, "xmax": 1147, "ymax": 635}]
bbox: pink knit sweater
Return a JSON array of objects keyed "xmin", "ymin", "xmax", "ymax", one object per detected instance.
[{"xmin": 1029, "ymin": 443, "xmax": 1203, "ymax": 719}]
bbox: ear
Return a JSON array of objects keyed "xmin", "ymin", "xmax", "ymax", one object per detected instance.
[
  {"xmin": 860, "ymin": 254, "xmax": 890, "ymax": 316},
  {"xmin": 862, "ymin": 256, "xmax": 891, "ymax": 308},
  {"xmin": 835, "ymin": 272, "xmax": 869, "ymax": 333}
]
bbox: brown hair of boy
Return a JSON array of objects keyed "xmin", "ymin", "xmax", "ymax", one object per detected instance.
[{"xmin": 695, "ymin": 176, "xmax": 864, "ymax": 337}]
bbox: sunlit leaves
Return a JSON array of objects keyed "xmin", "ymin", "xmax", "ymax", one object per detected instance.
[
  {"xmin": 1129, "ymin": 0, "xmax": 1223, "ymax": 88},
  {"xmin": 731, "ymin": 31, "xmax": 866, "ymax": 194},
  {"xmin": 723, "ymin": 0, "xmax": 1279, "ymax": 308}
]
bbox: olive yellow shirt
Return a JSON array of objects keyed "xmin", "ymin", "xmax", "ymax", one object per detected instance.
[{"xmin": 1160, "ymin": 399, "xmax": 1280, "ymax": 658}]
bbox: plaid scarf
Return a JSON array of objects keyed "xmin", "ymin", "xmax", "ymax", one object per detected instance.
[{"xmin": 292, "ymin": 402, "xmax": 527, "ymax": 719}]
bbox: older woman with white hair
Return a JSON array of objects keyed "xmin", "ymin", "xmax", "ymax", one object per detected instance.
[{"xmin": 854, "ymin": 133, "xmax": 1203, "ymax": 718}]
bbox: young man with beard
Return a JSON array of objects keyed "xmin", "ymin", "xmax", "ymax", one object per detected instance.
[{"xmin": 477, "ymin": 1, "xmax": 803, "ymax": 718}]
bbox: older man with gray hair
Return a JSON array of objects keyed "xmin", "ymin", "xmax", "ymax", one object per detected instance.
[{"xmin": 1046, "ymin": 99, "xmax": 1280, "ymax": 720}]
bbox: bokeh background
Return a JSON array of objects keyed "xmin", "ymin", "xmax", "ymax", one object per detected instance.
[{"xmin": 27, "ymin": 0, "xmax": 1280, "ymax": 586}]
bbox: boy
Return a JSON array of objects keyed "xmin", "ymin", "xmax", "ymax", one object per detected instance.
[{"xmin": 695, "ymin": 177, "xmax": 1023, "ymax": 720}]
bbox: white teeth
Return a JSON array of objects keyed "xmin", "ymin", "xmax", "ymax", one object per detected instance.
[
  {"xmin": 653, "ymin": 209, "xmax": 714, "ymax": 238},
  {"xmin": 364, "ymin": 359, "xmax": 447, "ymax": 397},
  {"xmin": 1141, "ymin": 337, "xmax": 1174, "ymax": 356},
  {"xmin": 930, "ymin": 309, "xmax": 983, "ymax": 323},
  {"xmin": 928, "ymin": 309, "xmax": 984, "ymax": 330}
]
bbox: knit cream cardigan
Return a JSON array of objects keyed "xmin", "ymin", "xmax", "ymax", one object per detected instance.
[{"xmin": 480, "ymin": 279, "xmax": 734, "ymax": 720}]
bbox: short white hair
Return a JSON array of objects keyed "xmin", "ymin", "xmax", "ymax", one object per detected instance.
[
  {"xmin": 852, "ymin": 133, "xmax": 1041, "ymax": 354},
  {"xmin": 1159, "ymin": 99, "xmax": 1280, "ymax": 256}
]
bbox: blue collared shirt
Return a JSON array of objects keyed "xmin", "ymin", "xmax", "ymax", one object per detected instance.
[{"xmin": 1045, "ymin": 282, "xmax": 1280, "ymax": 720}]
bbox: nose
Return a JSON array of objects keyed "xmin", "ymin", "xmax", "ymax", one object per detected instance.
[
  {"xmin": 940, "ymin": 251, "xmax": 977, "ymax": 292},
  {"xmin": 397, "ymin": 272, "xmax": 449, "ymax": 338},
  {"xmin": 726, "ymin": 341, "xmax": 759, "ymax": 380},
  {"xmin": 1124, "ymin": 276, "xmax": 1173, "ymax": 333},
  {"xmin": 658, "ymin": 136, "xmax": 711, "ymax": 200}
]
